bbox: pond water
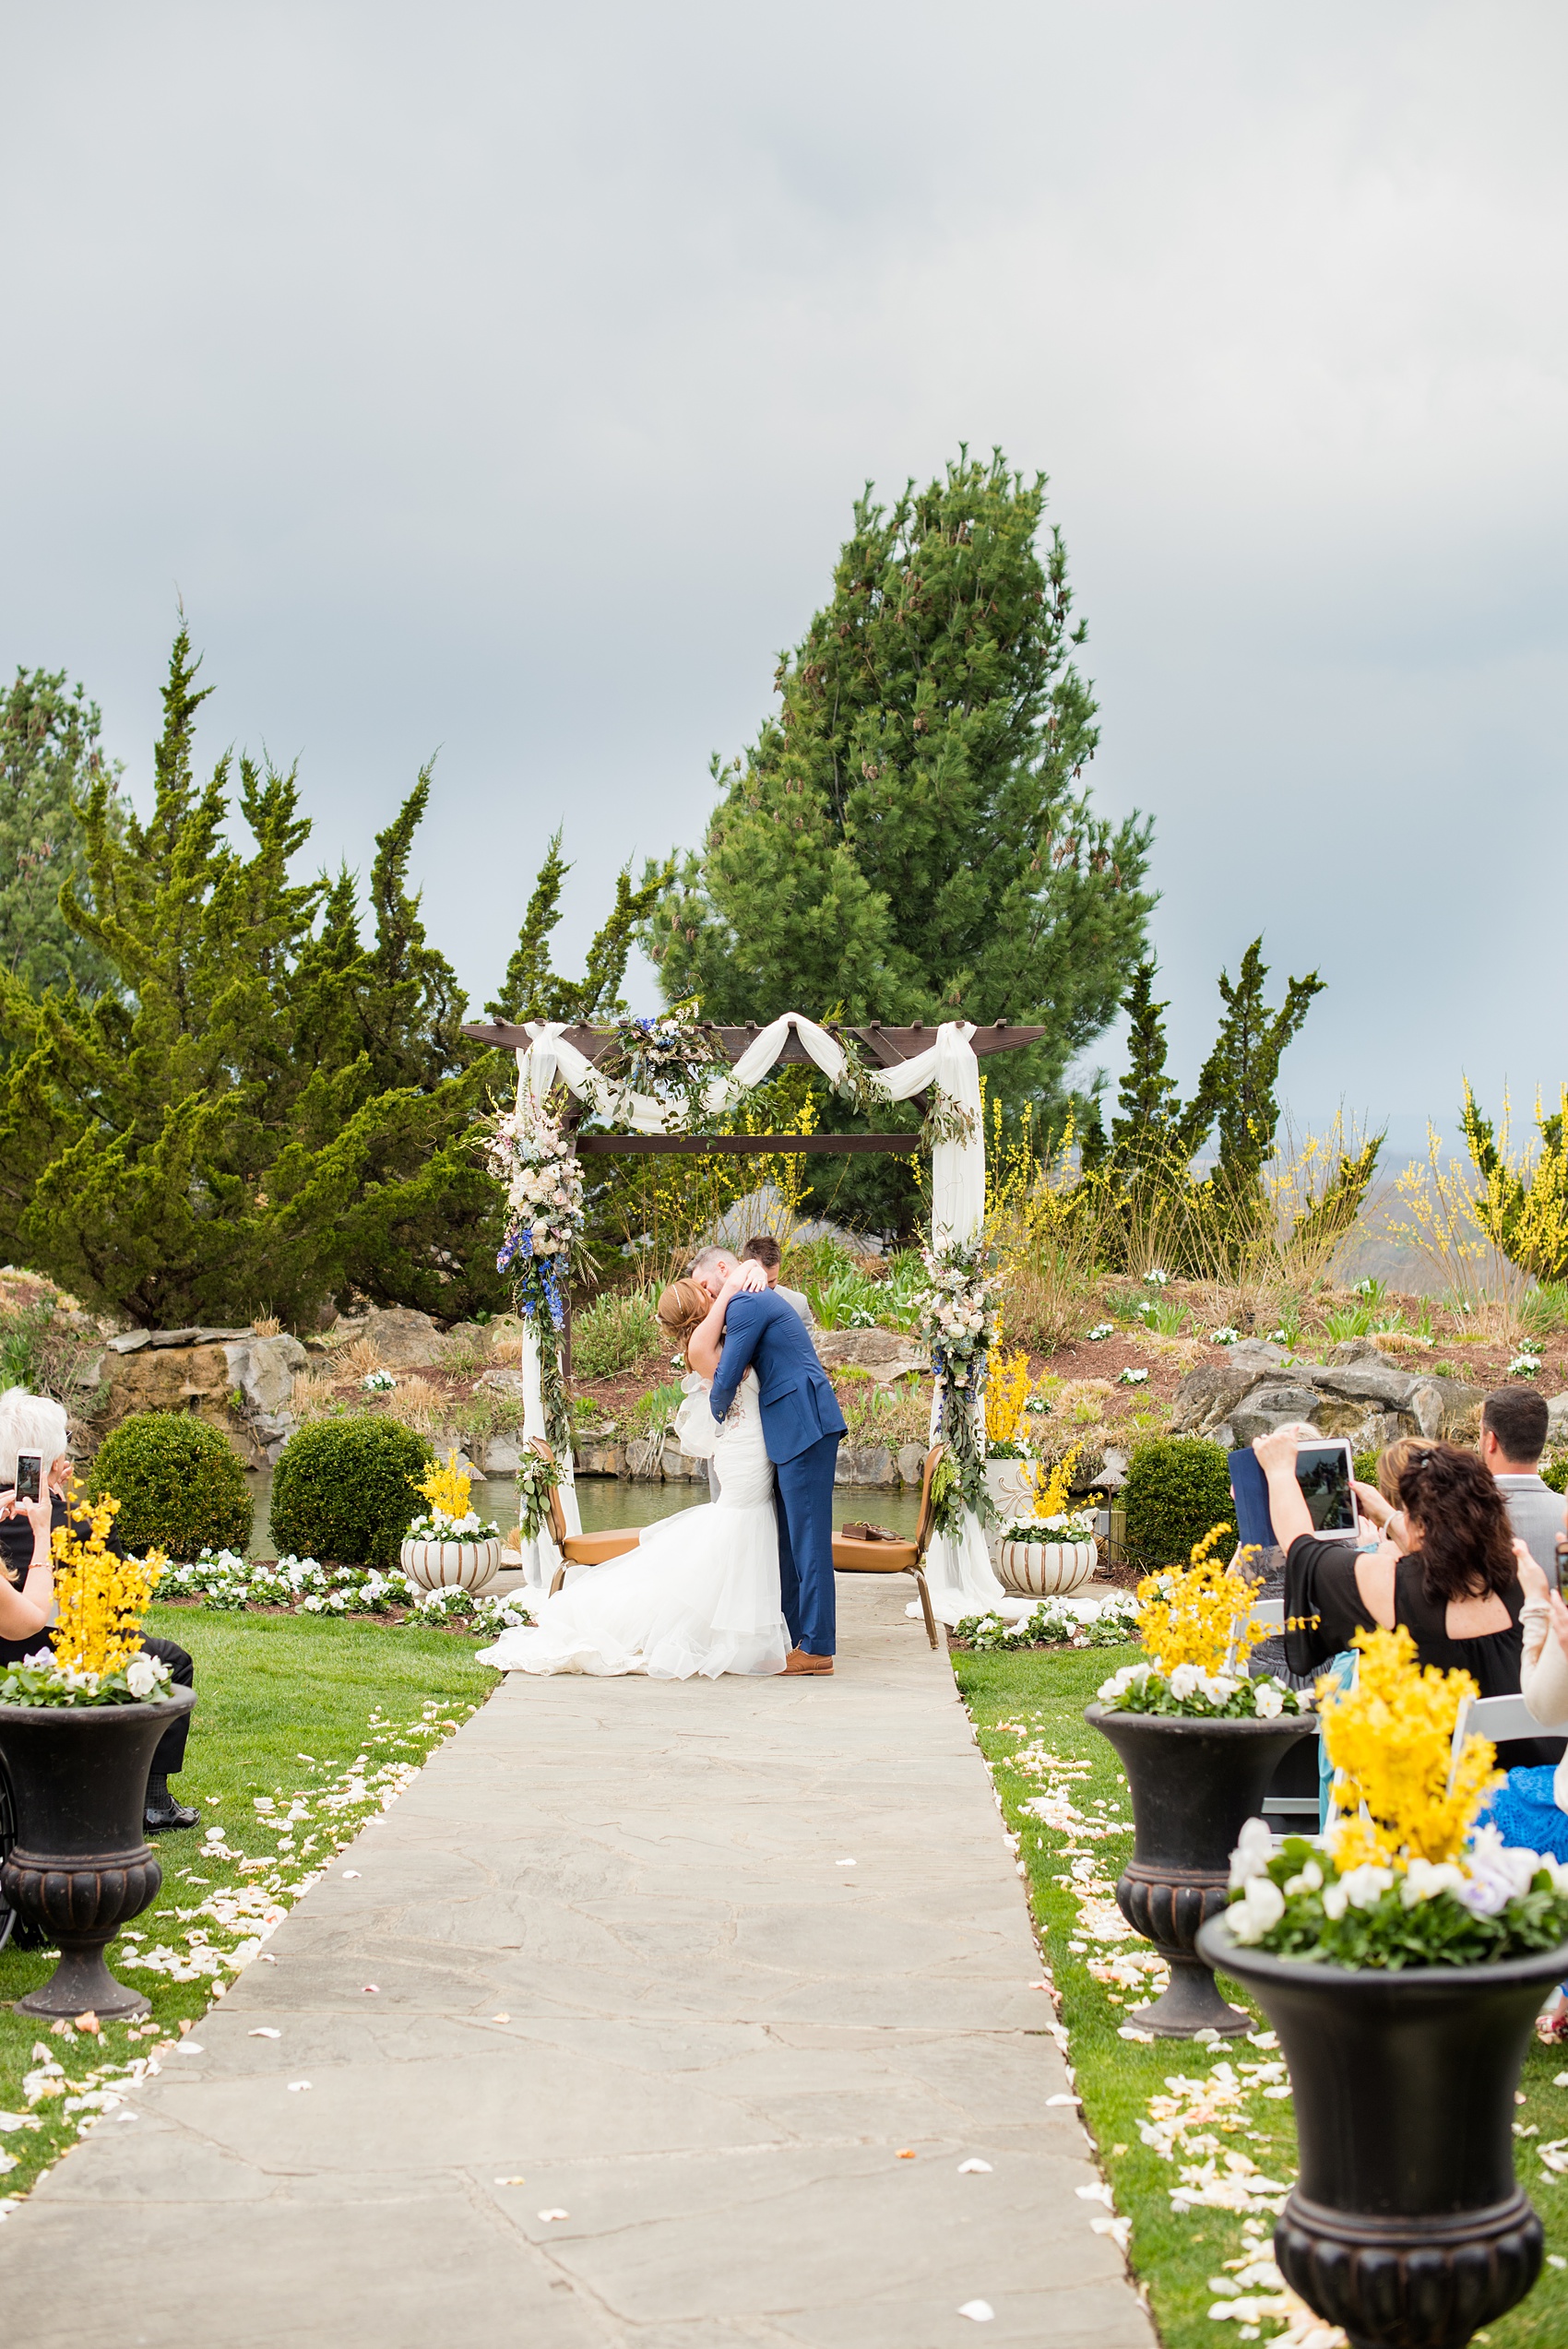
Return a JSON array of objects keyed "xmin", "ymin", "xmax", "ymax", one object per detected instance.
[{"xmin": 241, "ymin": 1467, "xmax": 922, "ymax": 1557}]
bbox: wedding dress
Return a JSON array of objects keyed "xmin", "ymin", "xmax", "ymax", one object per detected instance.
[{"xmin": 476, "ymin": 1371, "xmax": 789, "ymax": 1679}]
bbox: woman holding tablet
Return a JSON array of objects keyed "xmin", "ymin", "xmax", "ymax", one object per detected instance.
[{"xmin": 1254, "ymin": 1431, "xmax": 1550, "ymax": 1763}]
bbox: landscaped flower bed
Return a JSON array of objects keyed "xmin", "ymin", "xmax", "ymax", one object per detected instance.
[{"xmin": 157, "ymin": 1549, "xmax": 531, "ymax": 1636}]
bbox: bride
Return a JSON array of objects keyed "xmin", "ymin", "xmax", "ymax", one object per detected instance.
[{"xmin": 476, "ymin": 1264, "xmax": 789, "ymax": 1679}]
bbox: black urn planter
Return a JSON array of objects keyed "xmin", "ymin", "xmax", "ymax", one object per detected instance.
[
  {"xmin": 1085, "ymin": 1704, "xmax": 1316, "ymax": 2035},
  {"xmin": 1197, "ymin": 1917, "xmax": 1568, "ymax": 2349},
  {"xmin": 0, "ymin": 1689, "xmax": 196, "ymax": 2020}
]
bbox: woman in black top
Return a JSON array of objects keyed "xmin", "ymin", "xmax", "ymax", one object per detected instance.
[{"xmin": 1255, "ymin": 1430, "xmax": 1553, "ymax": 1768}]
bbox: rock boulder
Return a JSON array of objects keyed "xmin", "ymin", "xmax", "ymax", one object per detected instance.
[{"xmin": 813, "ymin": 1328, "xmax": 926, "ymax": 1386}]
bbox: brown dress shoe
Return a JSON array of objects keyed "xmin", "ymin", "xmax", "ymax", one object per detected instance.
[{"xmin": 783, "ymin": 1648, "xmax": 834, "ymax": 1675}]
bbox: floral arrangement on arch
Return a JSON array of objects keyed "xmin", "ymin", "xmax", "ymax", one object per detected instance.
[
  {"xmin": 0, "ymin": 1489, "xmax": 172, "ymax": 1708},
  {"xmin": 1225, "ymin": 1624, "xmax": 1568, "ymax": 1967},
  {"xmin": 917, "ymin": 1237, "xmax": 1001, "ymax": 1533},
  {"xmin": 407, "ymin": 1451, "xmax": 499, "ymax": 1544},
  {"xmin": 599, "ymin": 1000, "xmax": 731, "ymax": 1129},
  {"xmin": 1097, "ymin": 1527, "xmax": 1309, "ymax": 1721},
  {"xmin": 482, "ymin": 1086, "xmax": 588, "ymax": 1452}
]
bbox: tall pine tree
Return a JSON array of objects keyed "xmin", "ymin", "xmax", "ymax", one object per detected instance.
[{"xmin": 647, "ymin": 448, "xmax": 1154, "ymax": 1114}]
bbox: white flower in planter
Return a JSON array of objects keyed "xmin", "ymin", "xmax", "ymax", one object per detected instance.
[
  {"xmin": 1229, "ymin": 1817, "xmax": 1275, "ymax": 1888},
  {"xmin": 1229, "ymin": 1874, "xmax": 1286, "ymax": 1943}
]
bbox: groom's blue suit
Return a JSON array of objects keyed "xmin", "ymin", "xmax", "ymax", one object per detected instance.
[{"xmin": 709, "ymin": 1289, "xmax": 846, "ymax": 1656}]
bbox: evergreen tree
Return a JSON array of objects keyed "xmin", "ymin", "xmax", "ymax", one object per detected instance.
[
  {"xmin": 487, "ymin": 830, "xmax": 670, "ymax": 1024},
  {"xmin": 1191, "ymin": 939, "xmax": 1324, "ymax": 1193},
  {"xmin": 647, "ymin": 448, "xmax": 1154, "ymax": 1113},
  {"xmin": 1108, "ymin": 963, "xmax": 1185, "ymax": 1173},
  {"xmin": 0, "ymin": 628, "xmax": 506, "ymax": 1326},
  {"xmin": 0, "ymin": 668, "xmax": 126, "ymax": 1001}
]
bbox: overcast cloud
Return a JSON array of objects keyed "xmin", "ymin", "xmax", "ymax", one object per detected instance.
[{"xmin": 2, "ymin": 2, "xmax": 1563, "ymax": 1142}]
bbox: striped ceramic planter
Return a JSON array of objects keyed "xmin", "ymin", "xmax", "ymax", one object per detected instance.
[
  {"xmin": 399, "ymin": 1536, "xmax": 502, "ymax": 1596},
  {"xmin": 996, "ymin": 1537, "xmax": 1097, "ymax": 1599}
]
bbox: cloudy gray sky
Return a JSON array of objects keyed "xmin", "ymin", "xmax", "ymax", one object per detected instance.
[{"xmin": 3, "ymin": 2, "xmax": 1563, "ymax": 1145}]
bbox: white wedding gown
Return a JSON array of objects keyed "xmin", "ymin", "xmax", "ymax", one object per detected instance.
[{"xmin": 477, "ymin": 1372, "xmax": 790, "ymax": 1679}]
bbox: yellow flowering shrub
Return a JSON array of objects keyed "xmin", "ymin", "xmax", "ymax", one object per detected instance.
[
  {"xmin": 1028, "ymin": 1443, "xmax": 1084, "ymax": 1520},
  {"xmin": 1322, "ymin": 1626, "xmax": 1503, "ymax": 1869},
  {"xmin": 416, "ymin": 1450, "xmax": 473, "ymax": 1524},
  {"xmin": 49, "ymin": 1489, "xmax": 165, "ymax": 1679},
  {"xmin": 985, "ymin": 1349, "xmax": 1034, "ymax": 1448},
  {"xmin": 1134, "ymin": 1527, "xmax": 1265, "ymax": 1676}
]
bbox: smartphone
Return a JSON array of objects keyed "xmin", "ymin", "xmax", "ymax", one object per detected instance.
[{"xmin": 13, "ymin": 1450, "xmax": 42, "ymax": 1504}]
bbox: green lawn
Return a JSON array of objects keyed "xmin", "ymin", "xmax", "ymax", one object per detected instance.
[
  {"xmin": 953, "ymin": 1644, "xmax": 1568, "ymax": 2349},
  {"xmin": 0, "ymin": 1605, "xmax": 494, "ymax": 2204}
]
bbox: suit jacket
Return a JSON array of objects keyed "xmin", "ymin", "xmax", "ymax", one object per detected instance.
[{"xmin": 709, "ymin": 1289, "xmax": 846, "ymax": 1466}]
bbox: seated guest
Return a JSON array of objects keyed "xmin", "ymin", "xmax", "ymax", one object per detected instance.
[
  {"xmin": 740, "ymin": 1235, "xmax": 815, "ymax": 1327},
  {"xmin": 1258, "ymin": 1429, "xmax": 1553, "ymax": 1765},
  {"xmin": 1480, "ymin": 1383, "xmax": 1567, "ymax": 1567},
  {"xmin": 1475, "ymin": 1547, "xmax": 1568, "ymax": 1862},
  {"xmin": 0, "ymin": 1392, "xmax": 198, "ymax": 1832},
  {"xmin": 1349, "ymin": 1433, "xmax": 1436, "ymax": 1551}
]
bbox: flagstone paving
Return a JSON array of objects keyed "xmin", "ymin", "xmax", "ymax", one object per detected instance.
[{"xmin": 0, "ymin": 1578, "xmax": 1156, "ymax": 2348}]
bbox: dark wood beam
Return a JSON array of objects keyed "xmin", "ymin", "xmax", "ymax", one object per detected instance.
[
  {"xmin": 460, "ymin": 1017, "xmax": 1045, "ymax": 1063},
  {"xmin": 576, "ymin": 1133, "xmax": 920, "ymax": 1157}
]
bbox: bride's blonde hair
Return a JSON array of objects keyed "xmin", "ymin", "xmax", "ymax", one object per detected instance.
[{"xmin": 657, "ymin": 1277, "xmax": 708, "ymax": 1364}]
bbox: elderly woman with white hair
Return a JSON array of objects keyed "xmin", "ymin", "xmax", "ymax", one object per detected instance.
[{"xmin": 0, "ymin": 1389, "xmax": 197, "ymax": 1833}]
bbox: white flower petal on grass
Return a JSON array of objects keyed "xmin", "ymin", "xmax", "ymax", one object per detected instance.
[
  {"xmin": 1118, "ymin": 2027, "xmax": 1155, "ymax": 2043},
  {"xmin": 1046, "ymin": 2094, "xmax": 1080, "ymax": 2106},
  {"xmin": 956, "ymin": 2302, "xmax": 995, "ymax": 2323},
  {"xmin": 956, "ymin": 2158, "xmax": 993, "ymax": 2173},
  {"xmin": 1075, "ymin": 2181, "xmax": 1114, "ymax": 2205}
]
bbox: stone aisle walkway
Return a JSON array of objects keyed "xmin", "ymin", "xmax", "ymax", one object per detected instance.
[{"xmin": 0, "ymin": 1581, "xmax": 1156, "ymax": 2349}]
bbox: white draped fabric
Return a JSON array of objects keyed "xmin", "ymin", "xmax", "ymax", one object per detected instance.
[{"xmin": 509, "ymin": 1013, "xmax": 1008, "ymax": 1623}]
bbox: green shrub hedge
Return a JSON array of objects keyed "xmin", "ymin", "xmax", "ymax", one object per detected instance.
[
  {"xmin": 90, "ymin": 1411, "xmax": 254, "ymax": 1560},
  {"xmin": 269, "ymin": 1415, "xmax": 434, "ymax": 1566},
  {"xmin": 1122, "ymin": 1437, "xmax": 1236, "ymax": 1572}
]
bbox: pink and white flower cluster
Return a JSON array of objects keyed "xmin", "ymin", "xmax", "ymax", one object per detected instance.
[{"xmin": 486, "ymin": 1091, "xmax": 585, "ymax": 1269}]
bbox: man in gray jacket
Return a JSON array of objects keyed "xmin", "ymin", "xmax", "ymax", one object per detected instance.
[{"xmin": 1482, "ymin": 1385, "xmax": 1567, "ymax": 1570}]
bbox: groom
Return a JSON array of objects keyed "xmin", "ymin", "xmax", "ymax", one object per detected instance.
[{"xmin": 694, "ymin": 1246, "xmax": 847, "ymax": 1675}]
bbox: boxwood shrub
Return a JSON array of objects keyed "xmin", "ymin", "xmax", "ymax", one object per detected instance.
[
  {"xmin": 90, "ymin": 1411, "xmax": 254, "ymax": 1560},
  {"xmin": 1122, "ymin": 1436, "xmax": 1236, "ymax": 1572},
  {"xmin": 269, "ymin": 1415, "xmax": 434, "ymax": 1566}
]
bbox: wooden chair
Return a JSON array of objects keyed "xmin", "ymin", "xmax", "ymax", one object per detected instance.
[
  {"xmin": 830, "ymin": 1443, "xmax": 944, "ymax": 1651},
  {"xmin": 529, "ymin": 1441, "xmax": 645, "ymax": 1596}
]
